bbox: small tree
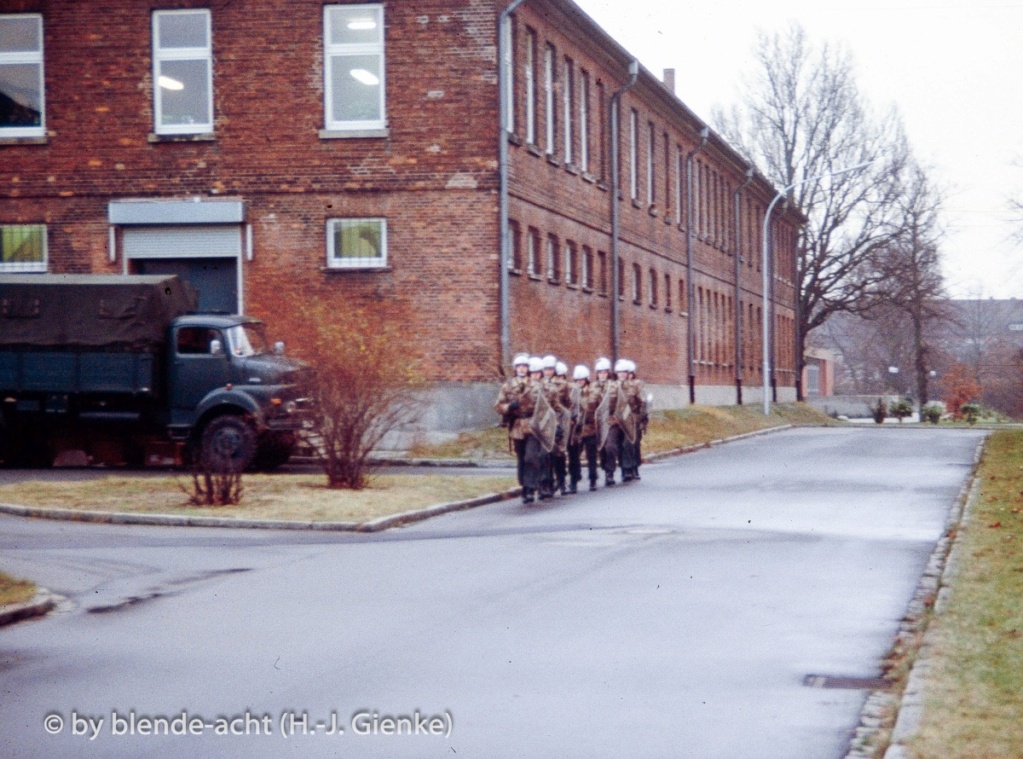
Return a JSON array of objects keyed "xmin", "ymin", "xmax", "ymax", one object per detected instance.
[
  {"xmin": 183, "ymin": 464, "xmax": 243, "ymax": 506},
  {"xmin": 872, "ymin": 398, "xmax": 887, "ymax": 424},
  {"xmin": 889, "ymin": 398, "xmax": 913, "ymax": 423},
  {"xmin": 942, "ymin": 363, "xmax": 983, "ymax": 421},
  {"xmin": 278, "ymin": 300, "xmax": 425, "ymax": 490}
]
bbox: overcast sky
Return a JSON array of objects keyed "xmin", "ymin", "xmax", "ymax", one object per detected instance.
[{"xmin": 573, "ymin": 0, "xmax": 1023, "ymax": 299}]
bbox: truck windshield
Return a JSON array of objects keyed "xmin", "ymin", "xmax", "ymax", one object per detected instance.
[{"xmin": 226, "ymin": 323, "xmax": 270, "ymax": 357}]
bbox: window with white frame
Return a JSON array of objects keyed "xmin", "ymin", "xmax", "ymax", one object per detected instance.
[
  {"xmin": 0, "ymin": 224, "xmax": 47, "ymax": 272},
  {"xmin": 327, "ymin": 218, "xmax": 387, "ymax": 268},
  {"xmin": 502, "ymin": 15, "xmax": 514, "ymax": 133},
  {"xmin": 629, "ymin": 109, "xmax": 638, "ymax": 200},
  {"xmin": 527, "ymin": 227, "xmax": 541, "ymax": 275},
  {"xmin": 546, "ymin": 234, "xmax": 560, "ymax": 282},
  {"xmin": 565, "ymin": 240, "xmax": 578, "ymax": 285},
  {"xmin": 152, "ymin": 10, "xmax": 212, "ymax": 135},
  {"xmin": 647, "ymin": 122, "xmax": 655, "ymax": 206},
  {"xmin": 524, "ymin": 28, "xmax": 536, "ymax": 145},
  {"xmin": 582, "ymin": 245, "xmax": 593, "ymax": 290},
  {"xmin": 324, "ymin": 4, "xmax": 385, "ymax": 131},
  {"xmin": 578, "ymin": 70, "xmax": 589, "ymax": 173},
  {"xmin": 562, "ymin": 57, "xmax": 573, "ymax": 164},
  {"xmin": 543, "ymin": 43, "xmax": 555, "ymax": 155},
  {"xmin": 0, "ymin": 14, "xmax": 44, "ymax": 137}
]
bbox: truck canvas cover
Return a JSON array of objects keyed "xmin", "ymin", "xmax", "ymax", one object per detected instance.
[{"xmin": 0, "ymin": 274, "xmax": 197, "ymax": 349}]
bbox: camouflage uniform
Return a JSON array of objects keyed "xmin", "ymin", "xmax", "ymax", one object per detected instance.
[
  {"xmin": 547, "ymin": 374, "xmax": 574, "ymax": 494},
  {"xmin": 494, "ymin": 374, "xmax": 542, "ymax": 502},
  {"xmin": 591, "ymin": 374, "xmax": 621, "ymax": 486},
  {"xmin": 619, "ymin": 376, "xmax": 646, "ymax": 481},
  {"xmin": 570, "ymin": 380, "xmax": 600, "ymax": 491}
]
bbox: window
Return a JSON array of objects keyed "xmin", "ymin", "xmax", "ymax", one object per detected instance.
[
  {"xmin": 324, "ymin": 4, "xmax": 385, "ymax": 131},
  {"xmin": 632, "ymin": 263, "xmax": 642, "ymax": 303},
  {"xmin": 629, "ymin": 109, "xmax": 638, "ymax": 200},
  {"xmin": 546, "ymin": 234, "xmax": 560, "ymax": 282},
  {"xmin": 617, "ymin": 258, "xmax": 625, "ymax": 299},
  {"xmin": 582, "ymin": 245, "xmax": 594, "ymax": 290},
  {"xmin": 647, "ymin": 122, "xmax": 655, "ymax": 206},
  {"xmin": 649, "ymin": 268, "xmax": 658, "ymax": 307},
  {"xmin": 598, "ymin": 250, "xmax": 608, "ymax": 294},
  {"xmin": 679, "ymin": 278, "xmax": 687, "ymax": 313},
  {"xmin": 524, "ymin": 28, "xmax": 537, "ymax": 145},
  {"xmin": 565, "ymin": 240, "xmax": 578, "ymax": 286},
  {"xmin": 0, "ymin": 224, "xmax": 46, "ymax": 272},
  {"xmin": 527, "ymin": 227, "xmax": 541, "ymax": 275},
  {"xmin": 597, "ymin": 81, "xmax": 607, "ymax": 181},
  {"xmin": 563, "ymin": 57, "xmax": 573, "ymax": 164},
  {"xmin": 152, "ymin": 10, "xmax": 212, "ymax": 135},
  {"xmin": 579, "ymin": 71, "xmax": 590, "ymax": 173},
  {"xmin": 664, "ymin": 273, "xmax": 672, "ymax": 311},
  {"xmin": 509, "ymin": 220, "xmax": 522, "ymax": 271},
  {"xmin": 0, "ymin": 14, "xmax": 44, "ymax": 137},
  {"xmin": 675, "ymin": 147, "xmax": 683, "ymax": 225},
  {"xmin": 176, "ymin": 327, "xmax": 223, "ymax": 355},
  {"xmin": 502, "ymin": 15, "xmax": 515, "ymax": 133},
  {"xmin": 543, "ymin": 44, "xmax": 555, "ymax": 155},
  {"xmin": 327, "ymin": 218, "xmax": 387, "ymax": 268}
]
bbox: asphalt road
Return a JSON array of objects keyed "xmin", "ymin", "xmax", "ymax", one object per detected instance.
[{"xmin": 0, "ymin": 427, "xmax": 985, "ymax": 758}]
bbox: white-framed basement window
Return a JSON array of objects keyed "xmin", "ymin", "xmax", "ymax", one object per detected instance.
[
  {"xmin": 152, "ymin": 10, "xmax": 213, "ymax": 135},
  {"xmin": 327, "ymin": 218, "xmax": 387, "ymax": 269},
  {"xmin": 0, "ymin": 224, "xmax": 47, "ymax": 272},
  {"xmin": 324, "ymin": 4, "xmax": 385, "ymax": 131},
  {"xmin": 0, "ymin": 14, "xmax": 45, "ymax": 138}
]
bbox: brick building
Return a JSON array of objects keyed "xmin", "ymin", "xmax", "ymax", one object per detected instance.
[{"xmin": 0, "ymin": 0, "xmax": 801, "ymax": 435}]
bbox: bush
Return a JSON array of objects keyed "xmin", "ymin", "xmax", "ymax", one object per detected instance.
[
  {"xmin": 943, "ymin": 363, "xmax": 983, "ymax": 421},
  {"xmin": 889, "ymin": 398, "xmax": 914, "ymax": 422},
  {"xmin": 961, "ymin": 402, "xmax": 981, "ymax": 426},
  {"xmin": 182, "ymin": 463, "xmax": 243, "ymax": 506},
  {"xmin": 872, "ymin": 398, "xmax": 887, "ymax": 424},
  {"xmin": 275, "ymin": 299, "xmax": 425, "ymax": 490},
  {"xmin": 921, "ymin": 404, "xmax": 943, "ymax": 424}
]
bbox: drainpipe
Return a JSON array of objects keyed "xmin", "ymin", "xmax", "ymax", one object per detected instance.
[
  {"xmin": 684, "ymin": 126, "xmax": 710, "ymax": 404},
  {"xmin": 733, "ymin": 166, "xmax": 755, "ymax": 405},
  {"xmin": 608, "ymin": 59, "xmax": 639, "ymax": 364},
  {"xmin": 498, "ymin": 0, "xmax": 529, "ymax": 371}
]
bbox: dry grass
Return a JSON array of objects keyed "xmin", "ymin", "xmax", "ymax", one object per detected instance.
[
  {"xmin": 0, "ymin": 572, "xmax": 36, "ymax": 607},
  {"xmin": 408, "ymin": 403, "xmax": 838, "ymax": 461},
  {"xmin": 907, "ymin": 430, "xmax": 1023, "ymax": 758},
  {"xmin": 0, "ymin": 473, "xmax": 517, "ymax": 524}
]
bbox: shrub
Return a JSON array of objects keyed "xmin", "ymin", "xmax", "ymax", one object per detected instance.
[
  {"xmin": 872, "ymin": 398, "xmax": 888, "ymax": 424},
  {"xmin": 889, "ymin": 398, "xmax": 914, "ymax": 422},
  {"xmin": 942, "ymin": 363, "xmax": 983, "ymax": 421},
  {"xmin": 961, "ymin": 402, "xmax": 981, "ymax": 426},
  {"xmin": 921, "ymin": 404, "xmax": 943, "ymax": 424}
]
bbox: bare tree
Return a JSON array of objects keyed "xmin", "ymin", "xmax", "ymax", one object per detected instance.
[
  {"xmin": 866, "ymin": 162, "xmax": 948, "ymax": 406},
  {"xmin": 714, "ymin": 24, "xmax": 910, "ymax": 399}
]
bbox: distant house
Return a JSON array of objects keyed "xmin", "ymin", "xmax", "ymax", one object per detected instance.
[{"xmin": 0, "ymin": 0, "xmax": 802, "ymax": 432}]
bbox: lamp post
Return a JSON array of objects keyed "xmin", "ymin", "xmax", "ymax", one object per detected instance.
[{"xmin": 760, "ymin": 161, "xmax": 873, "ymax": 415}]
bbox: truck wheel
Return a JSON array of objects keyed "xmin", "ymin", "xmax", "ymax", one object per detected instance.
[
  {"xmin": 254, "ymin": 432, "xmax": 296, "ymax": 472},
  {"xmin": 199, "ymin": 416, "xmax": 257, "ymax": 473}
]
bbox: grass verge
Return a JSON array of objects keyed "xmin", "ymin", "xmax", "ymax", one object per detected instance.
[
  {"xmin": 408, "ymin": 402, "xmax": 839, "ymax": 460},
  {"xmin": 906, "ymin": 429, "xmax": 1023, "ymax": 757},
  {"xmin": 0, "ymin": 572, "xmax": 36, "ymax": 607},
  {"xmin": 0, "ymin": 473, "xmax": 517, "ymax": 524}
]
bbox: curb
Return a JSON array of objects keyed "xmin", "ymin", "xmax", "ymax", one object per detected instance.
[
  {"xmin": 0, "ymin": 589, "xmax": 57, "ymax": 628},
  {"xmin": 0, "ymin": 423, "xmax": 798, "ymax": 534},
  {"xmin": 843, "ymin": 435, "xmax": 987, "ymax": 759},
  {"xmin": 0, "ymin": 489, "xmax": 521, "ymax": 533}
]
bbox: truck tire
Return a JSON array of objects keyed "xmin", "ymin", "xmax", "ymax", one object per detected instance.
[
  {"xmin": 199, "ymin": 416, "xmax": 257, "ymax": 474},
  {"xmin": 253, "ymin": 431, "xmax": 296, "ymax": 472}
]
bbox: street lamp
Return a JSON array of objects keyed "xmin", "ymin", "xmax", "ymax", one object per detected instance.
[{"xmin": 761, "ymin": 161, "xmax": 873, "ymax": 415}]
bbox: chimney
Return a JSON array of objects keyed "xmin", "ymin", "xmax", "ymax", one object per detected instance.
[{"xmin": 663, "ymin": 68, "xmax": 676, "ymax": 94}]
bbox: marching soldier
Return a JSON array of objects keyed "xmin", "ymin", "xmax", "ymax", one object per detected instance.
[
  {"xmin": 619, "ymin": 359, "xmax": 648, "ymax": 481},
  {"xmin": 569, "ymin": 364, "xmax": 600, "ymax": 492},
  {"xmin": 536, "ymin": 355, "xmax": 566, "ymax": 499},
  {"xmin": 494, "ymin": 353, "xmax": 542, "ymax": 504},
  {"xmin": 614, "ymin": 358, "xmax": 641, "ymax": 483},
  {"xmin": 549, "ymin": 360, "xmax": 574, "ymax": 495},
  {"xmin": 592, "ymin": 357, "xmax": 621, "ymax": 486}
]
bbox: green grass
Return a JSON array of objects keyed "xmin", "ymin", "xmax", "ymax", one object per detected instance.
[
  {"xmin": 0, "ymin": 572, "xmax": 36, "ymax": 607},
  {"xmin": 906, "ymin": 429, "xmax": 1023, "ymax": 758}
]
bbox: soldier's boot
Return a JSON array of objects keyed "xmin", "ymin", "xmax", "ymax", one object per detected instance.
[
  {"xmin": 558, "ymin": 477, "xmax": 567, "ymax": 495},
  {"xmin": 522, "ymin": 488, "xmax": 535, "ymax": 505},
  {"xmin": 605, "ymin": 472, "xmax": 616, "ymax": 487},
  {"xmin": 568, "ymin": 477, "xmax": 579, "ymax": 494},
  {"xmin": 589, "ymin": 479, "xmax": 598, "ymax": 492}
]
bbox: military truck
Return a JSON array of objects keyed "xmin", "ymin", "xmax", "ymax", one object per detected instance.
[{"xmin": 0, "ymin": 274, "xmax": 313, "ymax": 470}]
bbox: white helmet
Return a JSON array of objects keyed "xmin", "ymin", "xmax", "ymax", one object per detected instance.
[
  {"xmin": 594, "ymin": 357, "xmax": 611, "ymax": 372},
  {"xmin": 528, "ymin": 356, "xmax": 544, "ymax": 373},
  {"xmin": 614, "ymin": 358, "xmax": 629, "ymax": 373},
  {"xmin": 512, "ymin": 353, "xmax": 530, "ymax": 367},
  {"xmin": 555, "ymin": 361, "xmax": 568, "ymax": 376},
  {"xmin": 626, "ymin": 360, "xmax": 637, "ymax": 374},
  {"xmin": 572, "ymin": 364, "xmax": 590, "ymax": 380},
  {"xmin": 542, "ymin": 354, "xmax": 558, "ymax": 369}
]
